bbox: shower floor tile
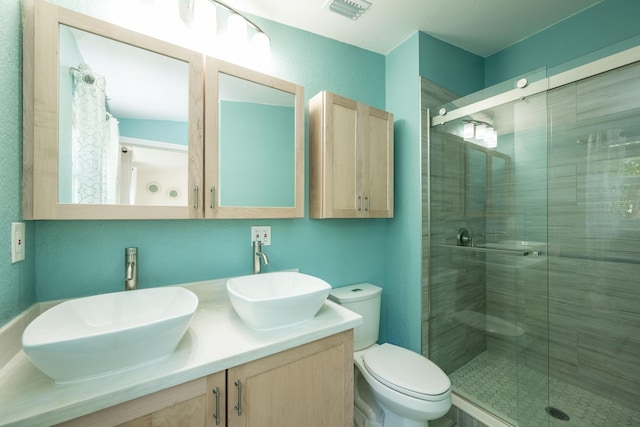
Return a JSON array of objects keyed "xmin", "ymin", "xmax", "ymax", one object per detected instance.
[{"xmin": 449, "ymin": 351, "xmax": 640, "ymax": 426}]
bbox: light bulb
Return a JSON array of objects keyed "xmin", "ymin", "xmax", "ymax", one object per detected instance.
[
  {"xmin": 463, "ymin": 122, "xmax": 475, "ymax": 140},
  {"xmin": 252, "ymin": 32, "xmax": 270, "ymax": 59},
  {"xmin": 475, "ymin": 123, "xmax": 487, "ymax": 140},
  {"xmin": 483, "ymin": 126, "xmax": 494, "ymax": 142},
  {"xmin": 228, "ymin": 13, "xmax": 247, "ymax": 41}
]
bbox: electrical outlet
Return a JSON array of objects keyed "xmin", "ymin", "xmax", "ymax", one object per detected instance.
[
  {"xmin": 251, "ymin": 226, "xmax": 271, "ymax": 246},
  {"xmin": 11, "ymin": 222, "xmax": 25, "ymax": 263}
]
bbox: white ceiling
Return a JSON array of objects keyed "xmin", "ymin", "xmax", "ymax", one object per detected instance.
[{"xmin": 225, "ymin": 0, "xmax": 602, "ymax": 57}]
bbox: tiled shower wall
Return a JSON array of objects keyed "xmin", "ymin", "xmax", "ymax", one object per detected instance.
[
  {"xmin": 421, "ymin": 80, "xmax": 488, "ymax": 373},
  {"xmin": 545, "ymin": 61, "xmax": 640, "ymax": 409}
]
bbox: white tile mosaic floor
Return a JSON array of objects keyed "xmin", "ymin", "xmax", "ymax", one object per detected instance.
[{"xmin": 449, "ymin": 351, "xmax": 640, "ymax": 427}]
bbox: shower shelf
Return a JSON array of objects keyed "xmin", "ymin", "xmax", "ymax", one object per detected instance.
[{"xmin": 441, "ymin": 244, "xmax": 542, "ymax": 256}]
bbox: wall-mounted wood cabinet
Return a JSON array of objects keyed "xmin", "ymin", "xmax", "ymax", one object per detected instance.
[{"xmin": 309, "ymin": 91, "xmax": 393, "ymax": 218}]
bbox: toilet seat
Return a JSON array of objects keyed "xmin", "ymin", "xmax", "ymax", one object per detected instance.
[{"xmin": 362, "ymin": 343, "xmax": 451, "ymax": 401}]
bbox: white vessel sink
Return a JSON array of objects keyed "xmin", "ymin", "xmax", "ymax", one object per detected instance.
[
  {"xmin": 22, "ymin": 287, "xmax": 198, "ymax": 383},
  {"xmin": 226, "ymin": 272, "xmax": 331, "ymax": 330}
]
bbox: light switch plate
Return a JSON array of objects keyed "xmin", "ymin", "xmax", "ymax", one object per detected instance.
[{"xmin": 11, "ymin": 222, "xmax": 25, "ymax": 263}]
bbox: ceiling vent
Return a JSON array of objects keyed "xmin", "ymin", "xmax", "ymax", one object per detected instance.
[{"xmin": 326, "ymin": 0, "xmax": 372, "ymax": 20}]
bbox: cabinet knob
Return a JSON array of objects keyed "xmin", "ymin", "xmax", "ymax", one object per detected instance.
[
  {"xmin": 357, "ymin": 195, "xmax": 362, "ymax": 211},
  {"xmin": 194, "ymin": 185, "xmax": 199, "ymax": 209}
]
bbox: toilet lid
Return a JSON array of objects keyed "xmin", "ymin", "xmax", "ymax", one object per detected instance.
[{"xmin": 362, "ymin": 343, "xmax": 451, "ymax": 400}]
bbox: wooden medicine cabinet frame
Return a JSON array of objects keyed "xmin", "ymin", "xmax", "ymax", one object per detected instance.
[
  {"xmin": 204, "ymin": 58, "xmax": 305, "ymax": 219},
  {"xmin": 23, "ymin": 0, "xmax": 305, "ymax": 220}
]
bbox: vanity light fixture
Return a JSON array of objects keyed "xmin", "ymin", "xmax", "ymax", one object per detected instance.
[
  {"xmin": 463, "ymin": 121, "xmax": 498, "ymax": 149},
  {"xmin": 181, "ymin": 0, "xmax": 271, "ymax": 63},
  {"xmin": 208, "ymin": 0, "xmax": 270, "ymax": 54}
]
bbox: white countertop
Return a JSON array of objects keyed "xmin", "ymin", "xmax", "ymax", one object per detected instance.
[{"xmin": 0, "ymin": 277, "xmax": 362, "ymax": 426}]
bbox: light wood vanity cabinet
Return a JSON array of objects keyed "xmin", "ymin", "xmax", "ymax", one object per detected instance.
[
  {"xmin": 227, "ymin": 330, "xmax": 353, "ymax": 427},
  {"xmin": 58, "ymin": 331, "xmax": 353, "ymax": 427},
  {"xmin": 309, "ymin": 91, "xmax": 394, "ymax": 218},
  {"xmin": 57, "ymin": 371, "xmax": 226, "ymax": 427}
]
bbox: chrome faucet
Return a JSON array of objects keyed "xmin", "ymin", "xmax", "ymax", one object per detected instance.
[
  {"xmin": 253, "ymin": 241, "xmax": 269, "ymax": 274},
  {"xmin": 125, "ymin": 247, "xmax": 138, "ymax": 291}
]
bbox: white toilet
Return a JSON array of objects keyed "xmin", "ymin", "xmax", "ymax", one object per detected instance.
[{"xmin": 329, "ymin": 283, "xmax": 452, "ymax": 427}]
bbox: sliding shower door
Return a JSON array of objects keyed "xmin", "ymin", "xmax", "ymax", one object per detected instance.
[
  {"xmin": 544, "ymin": 60, "xmax": 640, "ymax": 425},
  {"xmin": 425, "ymin": 71, "xmax": 550, "ymax": 426},
  {"xmin": 425, "ymin": 57, "xmax": 640, "ymax": 426}
]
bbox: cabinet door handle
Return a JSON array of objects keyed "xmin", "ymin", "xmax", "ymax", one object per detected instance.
[
  {"xmin": 212, "ymin": 387, "xmax": 221, "ymax": 425},
  {"xmin": 357, "ymin": 195, "xmax": 362, "ymax": 211},
  {"xmin": 194, "ymin": 186, "xmax": 199, "ymax": 209},
  {"xmin": 365, "ymin": 195, "xmax": 370, "ymax": 212},
  {"xmin": 210, "ymin": 187, "xmax": 215, "ymax": 209},
  {"xmin": 234, "ymin": 379, "xmax": 243, "ymax": 416}
]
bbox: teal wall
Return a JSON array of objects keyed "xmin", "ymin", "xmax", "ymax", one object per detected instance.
[
  {"xmin": 118, "ymin": 118, "xmax": 188, "ymax": 146},
  {"xmin": 0, "ymin": 0, "xmax": 36, "ymax": 326},
  {"xmin": 219, "ymin": 101, "xmax": 295, "ymax": 207},
  {"xmin": 419, "ymin": 32, "xmax": 484, "ymax": 97},
  {"xmin": 385, "ymin": 33, "xmax": 421, "ymax": 352},
  {"xmin": 485, "ymin": 0, "xmax": 640, "ymax": 86}
]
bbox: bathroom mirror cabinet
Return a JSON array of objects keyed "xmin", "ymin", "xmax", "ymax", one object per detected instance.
[
  {"xmin": 205, "ymin": 59, "xmax": 304, "ymax": 219},
  {"xmin": 23, "ymin": 0, "xmax": 305, "ymax": 220}
]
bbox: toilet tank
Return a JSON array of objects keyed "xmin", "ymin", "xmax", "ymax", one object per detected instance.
[{"xmin": 328, "ymin": 283, "xmax": 382, "ymax": 351}]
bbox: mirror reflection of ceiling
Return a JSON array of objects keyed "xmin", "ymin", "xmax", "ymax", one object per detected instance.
[
  {"xmin": 68, "ymin": 27, "xmax": 189, "ymax": 122},
  {"xmin": 219, "ymin": 73, "xmax": 294, "ymax": 107}
]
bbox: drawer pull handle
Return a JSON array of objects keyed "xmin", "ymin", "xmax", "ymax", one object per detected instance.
[
  {"xmin": 212, "ymin": 387, "xmax": 221, "ymax": 425},
  {"xmin": 235, "ymin": 379, "xmax": 243, "ymax": 416}
]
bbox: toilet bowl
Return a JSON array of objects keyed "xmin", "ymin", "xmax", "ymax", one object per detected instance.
[{"xmin": 329, "ymin": 283, "xmax": 452, "ymax": 427}]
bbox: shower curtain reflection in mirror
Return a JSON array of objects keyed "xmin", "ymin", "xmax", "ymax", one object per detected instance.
[{"xmin": 70, "ymin": 63, "xmax": 120, "ymax": 204}]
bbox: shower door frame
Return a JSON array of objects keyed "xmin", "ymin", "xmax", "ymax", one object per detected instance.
[{"xmin": 432, "ymin": 44, "xmax": 640, "ymax": 128}]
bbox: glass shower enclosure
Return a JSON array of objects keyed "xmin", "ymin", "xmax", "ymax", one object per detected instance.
[{"xmin": 424, "ymin": 56, "xmax": 640, "ymax": 426}]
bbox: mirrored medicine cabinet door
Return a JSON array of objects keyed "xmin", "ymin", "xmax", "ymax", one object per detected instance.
[
  {"xmin": 204, "ymin": 58, "xmax": 305, "ymax": 218},
  {"xmin": 23, "ymin": 0, "xmax": 204, "ymax": 219},
  {"xmin": 24, "ymin": 0, "xmax": 304, "ymax": 220}
]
